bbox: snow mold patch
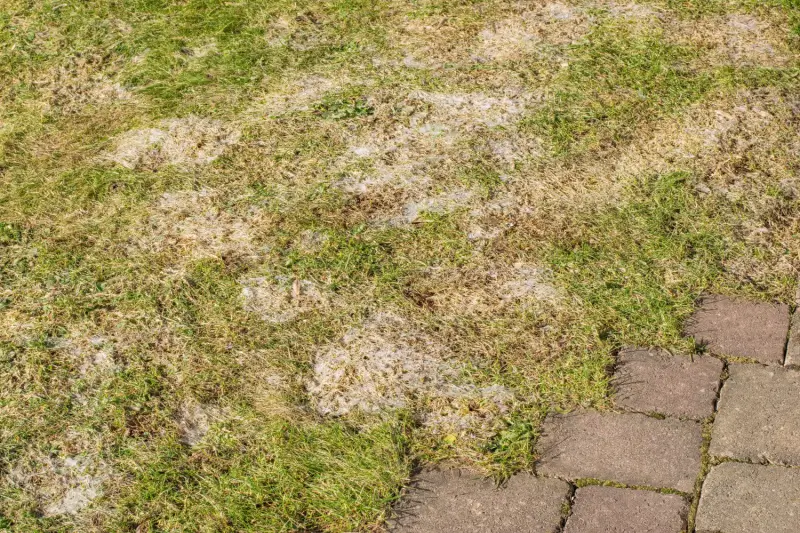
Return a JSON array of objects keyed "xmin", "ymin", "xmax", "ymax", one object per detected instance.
[
  {"xmin": 307, "ymin": 312, "xmax": 514, "ymax": 439},
  {"xmin": 335, "ymin": 89, "xmax": 538, "ymax": 222},
  {"xmin": 175, "ymin": 400, "xmax": 221, "ymax": 446},
  {"xmin": 240, "ymin": 275, "xmax": 330, "ymax": 323},
  {"xmin": 105, "ymin": 116, "xmax": 240, "ymax": 170},
  {"xmin": 420, "ymin": 262, "xmax": 562, "ymax": 315},
  {"xmin": 397, "ymin": 189, "xmax": 474, "ymax": 224},
  {"xmin": 143, "ymin": 188, "xmax": 266, "ymax": 261},
  {"xmin": 37, "ymin": 53, "xmax": 133, "ymax": 112},
  {"xmin": 672, "ymin": 13, "xmax": 793, "ymax": 68},
  {"xmin": 625, "ymin": 89, "xmax": 798, "ymax": 180},
  {"xmin": 256, "ymin": 76, "xmax": 342, "ymax": 115},
  {"xmin": 9, "ymin": 455, "xmax": 110, "ymax": 517},
  {"xmin": 497, "ymin": 263, "xmax": 561, "ymax": 304},
  {"xmin": 475, "ymin": 2, "xmax": 590, "ymax": 62}
]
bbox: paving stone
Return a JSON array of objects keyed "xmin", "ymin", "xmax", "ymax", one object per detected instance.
[
  {"xmin": 695, "ymin": 462, "xmax": 800, "ymax": 533},
  {"xmin": 684, "ymin": 295, "xmax": 789, "ymax": 365},
  {"xmin": 389, "ymin": 469, "xmax": 569, "ymax": 533},
  {"xmin": 536, "ymin": 411, "xmax": 702, "ymax": 492},
  {"xmin": 564, "ymin": 486, "xmax": 687, "ymax": 533},
  {"xmin": 709, "ymin": 364, "xmax": 800, "ymax": 465},
  {"xmin": 613, "ymin": 348, "xmax": 723, "ymax": 419}
]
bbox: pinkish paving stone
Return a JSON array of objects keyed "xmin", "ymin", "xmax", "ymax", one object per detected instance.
[
  {"xmin": 536, "ymin": 411, "xmax": 702, "ymax": 492},
  {"xmin": 613, "ymin": 348, "xmax": 723, "ymax": 419},
  {"xmin": 564, "ymin": 486, "xmax": 687, "ymax": 533},
  {"xmin": 696, "ymin": 462, "xmax": 800, "ymax": 533},
  {"xmin": 389, "ymin": 470, "xmax": 569, "ymax": 533},
  {"xmin": 709, "ymin": 364, "xmax": 800, "ymax": 465},
  {"xmin": 684, "ymin": 295, "xmax": 789, "ymax": 365}
]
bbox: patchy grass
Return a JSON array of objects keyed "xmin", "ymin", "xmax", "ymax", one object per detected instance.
[{"xmin": 1, "ymin": 0, "xmax": 800, "ymax": 530}]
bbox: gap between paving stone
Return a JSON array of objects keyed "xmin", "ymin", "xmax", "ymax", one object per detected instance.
[
  {"xmin": 394, "ymin": 293, "xmax": 795, "ymax": 532},
  {"xmin": 784, "ymin": 286, "xmax": 800, "ymax": 367}
]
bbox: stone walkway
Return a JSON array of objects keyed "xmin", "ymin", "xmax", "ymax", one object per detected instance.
[{"xmin": 391, "ymin": 295, "xmax": 800, "ymax": 533}]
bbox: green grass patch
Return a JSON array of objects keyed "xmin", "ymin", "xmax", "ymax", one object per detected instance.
[
  {"xmin": 546, "ymin": 172, "xmax": 733, "ymax": 348},
  {"xmin": 525, "ymin": 25, "xmax": 712, "ymax": 156},
  {"xmin": 113, "ymin": 418, "xmax": 409, "ymax": 533}
]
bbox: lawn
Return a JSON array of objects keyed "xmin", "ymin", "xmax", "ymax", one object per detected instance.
[{"xmin": 1, "ymin": 0, "xmax": 799, "ymax": 531}]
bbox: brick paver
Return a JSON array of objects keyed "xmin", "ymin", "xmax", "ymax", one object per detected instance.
[
  {"xmin": 564, "ymin": 486, "xmax": 687, "ymax": 533},
  {"xmin": 684, "ymin": 295, "xmax": 789, "ymax": 365},
  {"xmin": 695, "ymin": 462, "xmax": 800, "ymax": 533},
  {"xmin": 536, "ymin": 411, "xmax": 702, "ymax": 492},
  {"xmin": 613, "ymin": 348, "xmax": 723, "ymax": 419},
  {"xmin": 390, "ymin": 470, "xmax": 569, "ymax": 533},
  {"xmin": 710, "ymin": 364, "xmax": 800, "ymax": 465}
]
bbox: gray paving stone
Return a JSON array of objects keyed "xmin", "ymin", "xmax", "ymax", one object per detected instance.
[
  {"xmin": 564, "ymin": 486, "xmax": 687, "ymax": 533},
  {"xmin": 389, "ymin": 470, "xmax": 569, "ymax": 533},
  {"xmin": 695, "ymin": 462, "xmax": 800, "ymax": 533},
  {"xmin": 709, "ymin": 364, "xmax": 800, "ymax": 465},
  {"xmin": 536, "ymin": 411, "xmax": 702, "ymax": 492},
  {"xmin": 613, "ymin": 348, "xmax": 723, "ymax": 419},
  {"xmin": 684, "ymin": 295, "xmax": 789, "ymax": 365}
]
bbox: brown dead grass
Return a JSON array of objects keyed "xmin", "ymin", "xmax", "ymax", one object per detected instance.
[
  {"xmin": 253, "ymin": 75, "xmax": 346, "ymax": 116},
  {"xmin": 32, "ymin": 53, "xmax": 134, "ymax": 114},
  {"xmin": 335, "ymin": 87, "xmax": 539, "ymax": 224},
  {"xmin": 671, "ymin": 13, "xmax": 795, "ymax": 68},
  {"xmin": 410, "ymin": 261, "xmax": 562, "ymax": 316},
  {"xmin": 475, "ymin": 2, "xmax": 591, "ymax": 62}
]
